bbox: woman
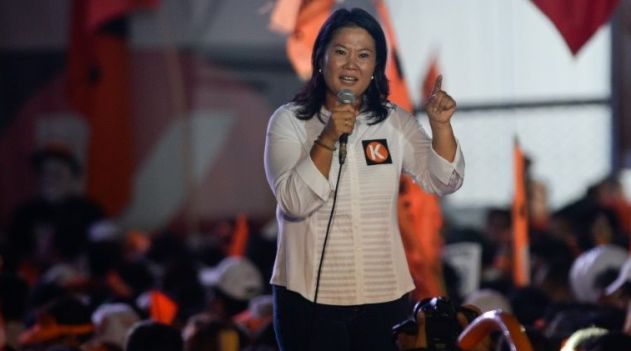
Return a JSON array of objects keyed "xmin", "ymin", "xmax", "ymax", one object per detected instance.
[{"xmin": 264, "ymin": 7, "xmax": 465, "ymax": 351}]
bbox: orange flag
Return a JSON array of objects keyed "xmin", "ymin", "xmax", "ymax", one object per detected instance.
[
  {"xmin": 66, "ymin": 0, "xmax": 158, "ymax": 216},
  {"xmin": 374, "ymin": 0, "xmax": 413, "ymax": 113},
  {"xmin": 398, "ymin": 175, "xmax": 445, "ymax": 300},
  {"xmin": 269, "ymin": 0, "xmax": 303, "ymax": 34},
  {"xmin": 285, "ymin": 0, "xmax": 335, "ymax": 80},
  {"xmin": 228, "ymin": 214, "xmax": 249, "ymax": 257},
  {"xmin": 376, "ymin": 0, "xmax": 445, "ymax": 298},
  {"xmin": 512, "ymin": 138, "xmax": 530, "ymax": 286},
  {"xmin": 149, "ymin": 290, "xmax": 178, "ymax": 325}
]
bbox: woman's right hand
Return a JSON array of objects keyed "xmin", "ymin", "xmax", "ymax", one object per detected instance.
[{"xmin": 320, "ymin": 103, "xmax": 357, "ymax": 143}]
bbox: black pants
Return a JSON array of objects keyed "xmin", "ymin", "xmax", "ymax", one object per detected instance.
[{"xmin": 272, "ymin": 285, "xmax": 409, "ymax": 351}]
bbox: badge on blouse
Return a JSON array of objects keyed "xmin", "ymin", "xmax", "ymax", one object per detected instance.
[{"xmin": 362, "ymin": 139, "xmax": 392, "ymax": 165}]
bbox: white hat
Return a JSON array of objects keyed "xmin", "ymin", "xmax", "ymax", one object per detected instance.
[
  {"xmin": 199, "ymin": 257, "xmax": 263, "ymax": 301},
  {"xmin": 605, "ymin": 257, "xmax": 631, "ymax": 295},
  {"xmin": 91, "ymin": 303, "xmax": 140, "ymax": 348},
  {"xmin": 569, "ymin": 245, "xmax": 628, "ymax": 302}
]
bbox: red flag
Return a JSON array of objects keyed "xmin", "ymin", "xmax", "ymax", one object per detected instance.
[
  {"xmin": 374, "ymin": 0, "xmax": 413, "ymax": 113},
  {"xmin": 286, "ymin": 0, "xmax": 335, "ymax": 80},
  {"xmin": 532, "ymin": 0, "xmax": 620, "ymax": 55},
  {"xmin": 66, "ymin": 0, "xmax": 158, "ymax": 216},
  {"xmin": 512, "ymin": 138, "xmax": 530, "ymax": 286}
]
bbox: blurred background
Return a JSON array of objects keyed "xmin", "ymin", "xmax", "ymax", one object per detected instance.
[
  {"xmin": 1, "ymin": 0, "xmax": 630, "ymax": 232},
  {"xmin": 2, "ymin": 1, "xmax": 631, "ymax": 350}
]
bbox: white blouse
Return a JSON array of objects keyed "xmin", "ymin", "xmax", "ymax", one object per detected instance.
[{"xmin": 264, "ymin": 103, "xmax": 464, "ymax": 306}]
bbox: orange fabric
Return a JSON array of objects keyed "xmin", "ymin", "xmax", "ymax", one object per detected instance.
[
  {"xmin": 378, "ymin": 0, "xmax": 444, "ymax": 299},
  {"xmin": 19, "ymin": 322, "xmax": 94, "ymax": 346},
  {"xmin": 149, "ymin": 290, "xmax": 178, "ymax": 325},
  {"xmin": 286, "ymin": 0, "xmax": 335, "ymax": 80},
  {"xmin": 374, "ymin": 0, "xmax": 414, "ymax": 113},
  {"xmin": 458, "ymin": 310, "xmax": 533, "ymax": 351},
  {"xmin": 228, "ymin": 214, "xmax": 249, "ymax": 257},
  {"xmin": 85, "ymin": 35, "xmax": 134, "ymax": 216},
  {"xmin": 234, "ymin": 310, "xmax": 273, "ymax": 334},
  {"xmin": 398, "ymin": 175, "xmax": 445, "ymax": 300},
  {"xmin": 512, "ymin": 139, "xmax": 530, "ymax": 286},
  {"xmin": 218, "ymin": 329, "xmax": 240, "ymax": 351},
  {"xmin": 269, "ymin": 0, "xmax": 303, "ymax": 34},
  {"xmin": 66, "ymin": 0, "xmax": 152, "ymax": 216}
]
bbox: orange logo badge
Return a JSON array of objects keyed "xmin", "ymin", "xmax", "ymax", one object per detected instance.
[{"xmin": 362, "ymin": 139, "xmax": 392, "ymax": 165}]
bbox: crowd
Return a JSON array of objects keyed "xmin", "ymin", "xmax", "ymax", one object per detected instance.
[{"xmin": 1, "ymin": 143, "xmax": 631, "ymax": 351}]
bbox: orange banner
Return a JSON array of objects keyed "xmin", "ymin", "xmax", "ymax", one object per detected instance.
[
  {"xmin": 374, "ymin": 0, "xmax": 413, "ymax": 113},
  {"xmin": 286, "ymin": 0, "xmax": 335, "ymax": 80},
  {"xmin": 512, "ymin": 138, "xmax": 530, "ymax": 286}
]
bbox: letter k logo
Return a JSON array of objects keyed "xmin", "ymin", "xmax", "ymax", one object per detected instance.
[{"xmin": 362, "ymin": 139, "xmax": 392, "ymax": 165}]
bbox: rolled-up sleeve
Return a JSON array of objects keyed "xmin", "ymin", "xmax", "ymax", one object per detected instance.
[
  {"xmin": 264, "ymin": 106, "xmax": 332, "ymax": 219},
  {"xmin": 400, "ymin": 108, "xmax": 465, "ymax": 195}
]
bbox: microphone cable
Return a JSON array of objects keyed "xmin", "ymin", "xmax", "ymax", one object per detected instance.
[{"xmin": 305, "ymin": 151, "xmax": 345, "ymax": 350}]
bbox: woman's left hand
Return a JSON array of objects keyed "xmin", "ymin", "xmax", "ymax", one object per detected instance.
[{"xmin": 425, "ymin": 75, "xmax": 456, "ymax": 125}]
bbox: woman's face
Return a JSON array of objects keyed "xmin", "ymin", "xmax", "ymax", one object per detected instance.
[{"xmin": 321, "ymin": 26, "xmax": 376, "ymax": 109}]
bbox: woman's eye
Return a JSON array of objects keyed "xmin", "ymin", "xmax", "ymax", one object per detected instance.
[
  {"xmin": 335, "ymin": 49, "xmax": 346, "ymax": 55},
  {"xmin": 359, "ymin": 53, "xmax": 370, "ymax": 59}
]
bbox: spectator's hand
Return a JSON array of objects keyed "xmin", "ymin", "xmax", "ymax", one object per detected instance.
[
  {"xmin": 425, "ymin": 75, "xmax": 456, "ymax": 125},
  {"xmin": 394, "ymin": 309, "xmax": 428, "ymax": 350}
]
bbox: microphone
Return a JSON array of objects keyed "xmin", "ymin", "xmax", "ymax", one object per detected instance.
[{"xmin": 337, "ymin": 89, "xmax": 355, "ymax": 165}]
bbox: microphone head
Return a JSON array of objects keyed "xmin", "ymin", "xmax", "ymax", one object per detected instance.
[{"xmin": 337, "ymin": 89, "xmax": 355, "ymax": 105}]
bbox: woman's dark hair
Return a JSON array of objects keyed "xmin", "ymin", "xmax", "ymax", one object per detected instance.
[{"xmin": 292, "ymin": 8, "xmax": 390, "ymax": 124}]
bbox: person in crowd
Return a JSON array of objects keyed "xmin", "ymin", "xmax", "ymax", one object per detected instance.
[
  {"xmin": 125, "ymin": 321, "xmax": 182, "ymax": 351},
  {"xmin": 182, "ymin": 312, "xmax": 247, "ymax": 351},
  {"xmin": 199, "ymin": 257, "xmax": 264, "ymax": 320},
  {"xmin": 393, "ymin": 299, "xmax": 490, "ymax": 351},
  {"xmin": 579, "ymin": 331, "xmax": 631, "ymax": 350},
  {"xmin": 0, "ymin": 272, "xmax": 29, "ymax": 350},
  {"xmin": 7, "ymin": 147, "xmax": 103, "ymax": 277},
  {"xmin": 83, "ymin": 303, "xmax": 140, "ymax": 351},
  {"xmin": 263, "ymin": 7, "xmax": 464, "ymax": 350},
  {"xmin": 18, "ymin": 295, "xmax": 94, "ymax": 351}
]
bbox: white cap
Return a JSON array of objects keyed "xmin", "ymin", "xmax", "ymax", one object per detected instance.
[
  {"xmin": 569, "ymin": 245, "xmax": 628, "ymax": 302},
  {"xmin": 605, "ymin": 257, "xmax": 631, "ymax": 295},
  {"xmin": 199, "ymin": 257, "xmax": 263, "ymax": 301},
  {"xmin": 91, "ymin": 303, "xmax": 140, "ymax": 348}
]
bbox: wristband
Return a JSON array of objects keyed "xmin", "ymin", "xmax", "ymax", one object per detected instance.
[{"xmin": 314, "ymin": 138, "xmax": 336, "ymax": 151}]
